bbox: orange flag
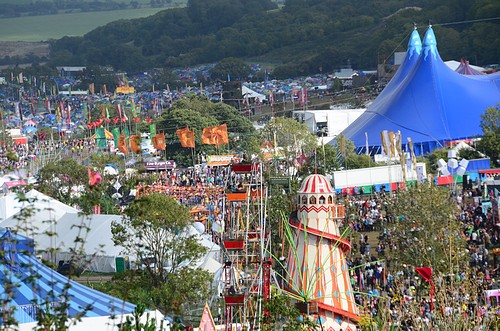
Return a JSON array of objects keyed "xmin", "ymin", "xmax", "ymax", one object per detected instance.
[
  {"xmin": 129, "ymin": 135, "xmax": 142, "ymax": 154},
  {"xmin": 176, "ymin": 128, "xmax": 195, "ymax": 148},
  {"xmin": 202, "ymin": 126, "xmax": 216, "ymax": 145},
  {"xmin": 152, "ymin": 132, "xmax": 166, "ymax": 151},
  {"xmin": 202, "ymin": 124, "xmax": 229, "ymax": 147},
  {"xmin": 118, "ymin": 134, "xmax": 128, "ymax": 154},
  {"xmin": 215, "ymin": 123, "xmax": 229, "ymax": 145}
]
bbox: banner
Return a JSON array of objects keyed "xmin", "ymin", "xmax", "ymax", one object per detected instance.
[
  {"xmin": 152, "ymin": 132, "xmax": 166, "ymax": 151},
  {"xmin": 112, "ymin": 128, "xmax": 120, "ymax": 148},
  {"xmin": 129, "ymin": 135, "xmax": 142, "ymax": 154},
  {"xmin": 202, "ymin": 124, "xmax": 228, "ymax": 146},
  {"xmin": 95, "ymin": 127, "xmax": 108, "ymax": 149},
  {"xmin": 176, "ymin": 127, "xmax": 195, "ymax": 148},
  {"xmin": 118, "ymin": 134, "xmax": 128, "ymax": 154},
  {"xmin": 150, "ymin": 123, "xmax": 156, "ymax": 136}
]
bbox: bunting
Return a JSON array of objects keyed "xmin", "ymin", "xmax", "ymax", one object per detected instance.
[{"xmin": 176, "ymin": 127, "xmax": 195, "ymax": 148}]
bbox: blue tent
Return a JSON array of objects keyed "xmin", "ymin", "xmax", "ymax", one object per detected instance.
[
  {"xmin": 0, "ymin": 231, "xmax": 138, "ymax": 325},
  {"xmin": 340, "ymin": 26, "xmax": 500, "ymax": 156}
]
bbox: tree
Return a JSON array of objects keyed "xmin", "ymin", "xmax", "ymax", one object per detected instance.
[
  {"xmin": 476, "ymin": 104, "xmax": 500, "ymax": 167},
  {"xmin": 36, "ymin": 158, "xmax": 88, "ymax": 206},
  {"xmin": 208, "ymin": 57, "xmax": 251, "ymax": 81},
  {"xmin": 262, "ymin": 293, "xmax": 319, "ymax": 331},
  {"xmin": 384, "ymin": 184, "xmax": 468, "ymax": 274},
  {"xmin": 111, "ymin": 193, "xmax": 212, "ymax": 315},
  {"xmin": 262, "ymin": 117, "xmax": 317, "ymax": 164}
]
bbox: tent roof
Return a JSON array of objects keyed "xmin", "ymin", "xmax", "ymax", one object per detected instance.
[
  {"xmin": 340, "ymin": 27, "xmax": 500, "ymax": 155},
  {"xmin": 455, "ymin": 59, "xmax": 486, "ymax": 75},
  {"xmin": 0, "ymin": 249, "xmax": 136, "ymax": 324}
]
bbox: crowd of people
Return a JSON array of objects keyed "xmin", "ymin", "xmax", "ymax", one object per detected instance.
[{"xmin": 340, "ymin": 189, "xmax": 500, "ymax": 329}]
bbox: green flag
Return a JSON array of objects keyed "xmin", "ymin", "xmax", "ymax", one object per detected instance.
[
  {"xmin": 124, "ymin": 127, "xmax": 130, "ymax": 139},
  {"xmin": 95, "ymin": 127, "xmax": 108, "ymax": 149},
  {"xmin": 112, "ymin": 127, "xmax": 120, "ymax": 148},
  {"xmin": 150, "ymin": 124, "xmax": 156, "ymax": 136}
]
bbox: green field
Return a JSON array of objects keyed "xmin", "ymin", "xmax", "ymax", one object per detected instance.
[{"xmin": 0, "ymin": 1, "xmax": 188, "ymax": 42}]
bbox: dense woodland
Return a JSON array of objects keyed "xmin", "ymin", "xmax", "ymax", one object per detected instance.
[{"xmin": 7, "ymin": 0, "xmax": 500, "ymax": 78}]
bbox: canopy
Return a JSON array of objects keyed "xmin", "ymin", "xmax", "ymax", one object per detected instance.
[{"xmin": 340, "ymin": 26, "xmax": 500, "ymax": 155}]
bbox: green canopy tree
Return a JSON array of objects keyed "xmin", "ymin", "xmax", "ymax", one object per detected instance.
[
  {"xmin": 36, "ymin": 158, "xmax": 88, "ymax": 206},
  {"xmin": 208, "ymin": 57, "xmax": 251, "ymax": 81},
  {"xmin": 385, "ymin": 184, "xmax": 468, "ymax": 274},
  {"xmin": 261, "ymin": 117, "xmax": 317, "ymax": 163},
  {"xmin": 476, "ymin": 104, "xmax": 500, "ymax": 167},
  {"xmin": 110, "ymin": 193, "xmax": 211, "ymax": 315}
]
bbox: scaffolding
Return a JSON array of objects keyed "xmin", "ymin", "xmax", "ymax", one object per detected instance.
[{"xmin": 222, "ymin": 162, "xmax": 271, "ymax": 331}]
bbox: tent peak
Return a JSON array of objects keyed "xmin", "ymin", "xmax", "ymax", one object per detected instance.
[
  {"xmin": 408, "ymin": 29, "xmax": 422, "ymax": 59},
  {"xmin": 423, "ymin": 27, "xmax": 438, "ymax": 60}
]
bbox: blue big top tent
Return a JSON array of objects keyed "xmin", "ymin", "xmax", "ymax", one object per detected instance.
[
  {"xmin": 339, "ymin": 26, "xmax": 500, "ymax": 156},
  {"xmin": 0, "ymin": 229, "xmax": 161, "ymax": 329}
]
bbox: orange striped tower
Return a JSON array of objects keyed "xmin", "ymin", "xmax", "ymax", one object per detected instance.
[{"xmin": 286, "ymin": 174, "xmax": 359, "ymax": 331}]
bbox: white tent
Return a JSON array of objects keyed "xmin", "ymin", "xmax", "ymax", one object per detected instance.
[
  {"xmin": 242, "ymin": 85, "xmax": 267, "ymax": 103},
  {"xmin": 294, "ymin": 108, "xmax": 366, "ymax": 144}
]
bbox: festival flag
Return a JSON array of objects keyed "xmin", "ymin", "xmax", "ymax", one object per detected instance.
[
  {"xmin": 149, "ymin": 123, "xmax": 156, "ymax": 136},
  {"xmin": 56, "ymin": 106, "xmax": 61, "ymax": 123},
  {"xmin": 89, "ymin": 83, "xmax": 95, "ymax": 95},
  {"xmin": 365, "ymin": 132, "xmax": 369, "ymax": 155},
  {"xmin": 88, "ymin": 167, "xmax": 103, "ymax": 187},
  {"xmin": 118, "ymin": 134, "xmax": 128, "ymax": 154},
  {"xmin": 152, "ymin": 132, "xmax": 166, "ymax": 151},
  {"xmin": 66, "ymin": 103, "xmax": 71, "ymax": 124},
  {"xmin": 103, "ymin": 84, "xmax": 107, "ymax": 94},
  {"xmin": 17, "ymin": 72, "xmax": 23, "ymax": 84},
  {"xmin": 415, "ymin": 267, "xmax": 435, "ymax": 311},
  {"xmin": 198, "ymin": 303, "xmax": 216, "ymax": 331},
  {"xmin": 116, "ymin": 104, "xmax": 122, "ymax": 119},
  {"xmin": 95, "ymin": 127, "xmax": 108, "ymax": 149},
  {"xmin": 407, "ymin": 137, "xmax": 417, "ymax": 172},
  {"xmin": 202, "ymin": 124, "xmax": 228, "ymax": 147},
  {"xmin": 202, "ymin": 127, "xmax": 215, "ymax": 145},
  {"xmin": 388, "ymin": 131, "xmax": 396, "ymax": 158},
  {"xmin": 339, "ymin": 133, "xmax": 346, "ymax": 158},
  {"xmin": 215, "ymin": 123, "xmax": 229, "ymax": 145},
  {"xmin": 112, "ymin": 127, "xmax": 120, "ymax": 149},
  {"xmin": 176, "ymin": 127, "xmax": 195, "ymax": 148},
  {"xmin": 131, "ymin": 99, "xmax": 137, "ymax": 118},
  {"xmin": 129, "ymin": 135, "xmax": 142, "ymax": 154},
  {"xmin": 124, "ymin": 127, "xmax": 130, "ymax": 139},
  {"xmin": 380, "ymin": 130, "xmax": 390, "ymax": 157}
]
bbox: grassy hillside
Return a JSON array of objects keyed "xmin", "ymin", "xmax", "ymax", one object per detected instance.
[
  {"xmin": 0, "ymin": 0, "xmax": 188, "ymax": 41},
  {"xmin": 0, "ymin": 8, "xmax": 169, "ymax": 41}
]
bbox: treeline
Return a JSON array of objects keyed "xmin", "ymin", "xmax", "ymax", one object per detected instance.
[
  {"xmin": 41, "ymin": 0, "xmax": 500, "ymax": 78},
  {"xmin": 0, "ymin": 0, "xmax": 174, "ymax": 18}
]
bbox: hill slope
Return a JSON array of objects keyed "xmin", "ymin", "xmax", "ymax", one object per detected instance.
[{"xmin": 41, "ymin": 0, "xmax": 500, "ymax": 76}]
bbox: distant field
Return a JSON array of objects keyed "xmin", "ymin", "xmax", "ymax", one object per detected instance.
[{"xmin": 0, "ymin": 1, "xmax": 188, "ymax": 42}]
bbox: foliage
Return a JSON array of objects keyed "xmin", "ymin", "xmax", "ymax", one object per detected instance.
[
  {"xmin": 423, "ymin": 147, "xmax": 449, "ymax": 174},
  {"xmin": 384, "ymin": 184, "xmax": 468, "ymax": 274},
  {"xmin": 45, "ymin": 0, "xmax": 499, "ymax": 75},
  {"xmin": 262, "ymin": 117, "xmax": 317, "ymax": 162},
  {"xmin": 262, "ymin": 293, "xmax": 319, "ymax": 331},
  {"xmin": 208, "ymin": 57, "xmax": 251, "ymax": 81},
  {"xmin": 118, "ymin": 304, "xmax": 164, "ymax": 331},
  {"xmin": 476, "ymin": 104, "xmax": 500, "ymax": 167},
  {"xmin": 158, "ymin": 95, "xmax": 257, "ymax": 166},
  {"xmin": 110, "ymin": 193, "xmax": 212, "ymax": 315},
  {"xmin": 36, "ymin": 158, "xmax": 88, "ymax": 206}
]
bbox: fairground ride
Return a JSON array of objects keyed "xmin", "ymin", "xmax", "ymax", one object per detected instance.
[{"xmin": 221, "ymin": 162, "xmax": 272, "ymax": 330}]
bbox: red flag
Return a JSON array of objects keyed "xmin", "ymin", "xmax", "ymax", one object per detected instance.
[{"xmin": 416, "ymin": 267, "xmax": 434, "ymax": 311}]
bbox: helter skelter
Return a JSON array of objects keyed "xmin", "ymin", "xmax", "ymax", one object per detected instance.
[{"xmin": 284, "ymin": 174, "xmax": 360, "ymax": 331}]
